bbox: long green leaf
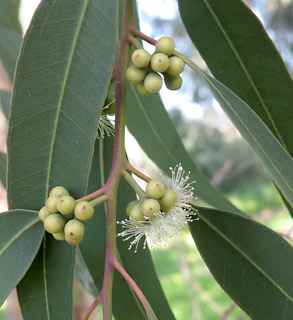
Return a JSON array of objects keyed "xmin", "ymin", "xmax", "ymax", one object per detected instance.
[
  {"xmin": 0, "ymin": 90, "xmax": 11, "ymax": 119},
  {"xmin": 7, "ymin": 0, "xmax": 117, "ymax": 210},
  {"xmin": 0, "ymin": 0, "xmax": 21, "ymax": 34},
  {"xmin": 0, "ymin": 152, "xmax": 7, "ymax": 187},
  {"xmin": 17, "ymin": 235, "xmax": 75, "ymax": 320},
  {"xmin": 126, "ymin": 83, "xmax": 242, "ymax": 215},
  {"xmin": 7, "ymin": 0, "xmax": 118, "ymax": 318},
  {"xmin": 181, "ymin": 58, "xmax": 293, "ymax": 207},
  {"xmin": 0, "ymin": 28, "xmax": 21, "ymax": 81},
  {"xmin": 190, "ymin": 206, "xmax": 293, "ymax": 319},
  {"xmin": 79, "ymin": 137, "xmax": 175, "ymax": 319},
  {"xmin": 0, "ymin": 210, "xmax": 43, "ymax": 306},
  {"xmin": 179, "ymin": 0, "xmax": 293, "ymax": 157}
]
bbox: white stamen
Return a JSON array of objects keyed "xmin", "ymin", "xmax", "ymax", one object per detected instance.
[{"xmin": 117, "ymin": 165, "xmax": 198, "ymax": 252}]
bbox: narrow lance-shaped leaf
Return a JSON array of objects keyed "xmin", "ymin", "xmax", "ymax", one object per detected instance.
[
  {"xmin": 182, "ymin": 58, "xmax": 293, "ymax": 207},
  {"xmin": 179, "ymin": 0, "xmax": 293, "ymax": 157},
  {"xmin": 79, "ymin": 137, "xmax": 175, "ymax": 320},
  {"xmin": 0, "ymin": 210, "xmax": 44, "ymax": 306},
  {"xmin": 190, "ymin": 206, "xmax": 293, "ymax": 319},
  {"xmin": 7, "ymin": 0, "xmax": 117, "ymax": 209},
  {"xmin": 8, "ymin": 0, "xmax": 118, "ymax": 319},
  {"xmin": 126, "ymin": 83, "xmax": 243, "ymax": 215}
]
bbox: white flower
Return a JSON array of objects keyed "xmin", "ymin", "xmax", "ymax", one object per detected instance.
[{"xmin": 117, "ymin": 164, "xmax": 198, "ymax": 252}]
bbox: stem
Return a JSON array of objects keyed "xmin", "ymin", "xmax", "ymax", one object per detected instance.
[
  {"xmin": 123, "ymin": 170, "xmax": 147, "ymax": 199},
  {"xmin": 113, "ymin": 259, "xmax": 158, "ymax": 320},
  {"xmin": 130, "ymin": 28, "xmax": 156, "ymax": 46},
  {"xmin": 84, "ymin": 9, "xmax": 157, "ymax": 320},
  {"xmin": 76, "ymin": 184, "xmax": 107, "ymax": 202},
  {"xmin": 89, "ymin": 195, "xmax": 107, "ymax": 207},
  {"xmin": 100, "ymin": 0, "xmax": 134, "ymax": 319},
  {"xmin": 128, "ymin": 35, "xmax": 143, "ymax": 48},
  {"xmin": 84, "ymin": 293, "xmax": 102, "ymax": 320},
  {"xmin": 125, "ymin": 161, "xmax": 151, "ymax": 182}
]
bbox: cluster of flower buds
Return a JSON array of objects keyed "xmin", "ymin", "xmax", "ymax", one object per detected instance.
[
  {"xmin": 126, "ymin": 36, "xmax": 185, "ymax": 95},
  {"xmin": 126, "ymin": 180, "xmax": 177, "ymax": 221},
  {"xmin": 38, "ymin": 186, "xmax": 94, "ymax": 245}
]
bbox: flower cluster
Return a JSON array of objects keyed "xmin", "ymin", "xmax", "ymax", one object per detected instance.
[{"xmin": 118, "ymin": 165, "xmax": 197, "ymax": 252}]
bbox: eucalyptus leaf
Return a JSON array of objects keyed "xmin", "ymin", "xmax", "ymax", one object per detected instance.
[
  {"xmin": 179, "ymin": 0, "xmax": 293, "ymax": 156},
  {"xmin": 190, "ymin": 206, "xmax": 293, "ymax": 319},
  {"xmin": 17, "ymin": 235, "xmax": 76, "ymax": 320},
  {"xmin": 7, "ymin": 0, "xmax": 117, "ymax": 210},
  {"xmin": 126, "ymin": 83, "xmax": 242, "ymax": 215},
  {"xmin": 7, "ymin": 0, "xmax": 118, "ymax": 318},
  {"xmin": 0, "ymin": 152, "xmax": 7, "ymax": 188},
  {"xmin": 0, "ymin": 90, "xmax": 11, "ymax": 119},
  {"xmin": 79, "ymin": 137, "xmax": 175, "ymax": 319},
  {"xmin": 0, "ymin": 27, "xmax": 21, "ymax": 81},
  {"xmin": 0, "ymin": 210, "xmax": 43, "ymax": 306},
  {"xmin": 182, "ymin": 58, "xmax": 293, "ymax": 207}
]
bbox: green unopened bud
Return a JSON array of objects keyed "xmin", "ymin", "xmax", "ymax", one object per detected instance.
[
  {"xmin": 126, "ymin": 65, "xmax": 145, "ymax": 84},
  {"xmin": 38, "ymin": 206, "xmax": 51, "ymax": 222},
  {"xmin": 126, "ymin": 200, "xmax": 140, "ymax": 216},
  {"xmin": 156, "ymin": 36, "xmax": 175, "ymax": 55},
  {"xmin": 64, "ymin": 219, "xmax": 85, "ymax": 240},
  {"xmin": 131, "ymin": 49, "xmax": 151, "ymax": 68},
  {"xmin": 146, "ymin": 180, "xmax": 165, "ymax": 199},
  {"xmin": 44, "ymin": 214, "xmax": 66, "ymax": 234},
  {"xmin": 144, "ymin": 73, "xmax": 163, "ymax": 93},
  {"xmin": 74, "ymin": 201, "xmax": 94, "ymax": 221},
  {"xmin": 137, "ymin": 82, "xmax": 150, "ymax": 96},
  {"xmin": 65, "ymin": 236, "xmax": 83, "ymax": 245},
  {"xmin": 151, "ymin": 53, "xmax": 169, "ymax": 73},
  {"xmin": 57, "ymin": 195, "xmax": 75, "ymax": 215},
  {"xmin": 164, "ymin": 75, "xmax": 182, "ymax": 91},
  {"xmin": 167, "ymin": 56, "xmax": 185, "ymax": 76},
  {"xmin": 53, "ymin": 231, "xmax": 65, "ymax": 241},
  {"xmin": 160, "ymin": 189, "xmax": 177, "ymax": 212},
  {"xmin": 141, "ymin": 199, "xmax": 161, "ymax": 218},
  {"xmin": 45, "ymin": 195, "xmax": 60, "ymax": 214},
  {"xmin": 49, "ymin": 186, "xmax": 69, "ymax": 197},
  {"xmin": 129, "ymin": 204, "xmax": 145, "ymax": 221}
]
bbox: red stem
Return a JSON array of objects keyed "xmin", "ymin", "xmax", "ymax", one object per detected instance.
[
  {"xmin": 84, "ymin": 293, "xmax": 102, "ymax": 320},
  {"xmin": 125, "ymin": 161, "xmax": 151, "ymax": 182},
  {"xmin": 113, "ymin": 259, "xmax": 157, "ymax": 319},
  {"xmin": 84, "ymin": 5, "xmax": 158, "ymax": 320},
  {"xmin": 76, "ymin": 183, "xmax": 108, "ymax": 202},
  {"xmin": 130, "ymin": 28, "xmax": 156, "ymax": 46}
]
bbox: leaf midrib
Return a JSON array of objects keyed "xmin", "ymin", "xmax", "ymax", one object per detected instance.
[
  {"xmin": 0, "ymin": 215, "xmax": 39, "ymax": 256},
  {"xmin": 197, "ymin": 211, "xmax": 293, "ymax": 303},
  {"xmin": 202, "ymin": 0, "xmax": 287, "ymax": 149},
  {"xmin": 45, "ymin": 0, "xmax": 91, "ymax": 196},
  {"xmin": 203, "ymin": 71, "xmax": 293, "ymax": 202}
]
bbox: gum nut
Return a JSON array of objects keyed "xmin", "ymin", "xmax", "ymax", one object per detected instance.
[{"xmin": 44, "ymin": 214, "xmax": 66, "ymax": 234}]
